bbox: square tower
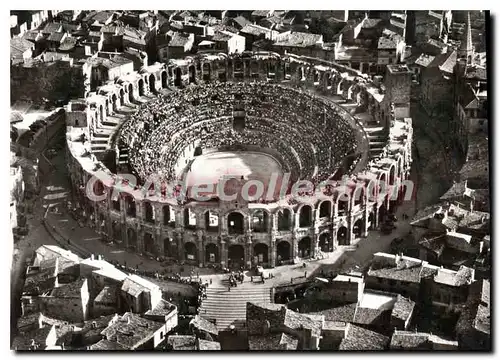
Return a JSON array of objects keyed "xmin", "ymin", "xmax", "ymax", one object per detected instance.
[{"xmin": 385, "ymin": 64, "xmax": 412, "ymax": 118}]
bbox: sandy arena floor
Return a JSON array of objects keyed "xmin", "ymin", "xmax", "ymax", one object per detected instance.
[{"xmin": 181, "ymin": 151, "xmax": 285, "ymax": 199}]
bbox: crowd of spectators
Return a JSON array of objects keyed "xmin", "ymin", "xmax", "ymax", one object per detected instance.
[{"xmin": 119, "ymin": 81, "xmax": 357, "ymax": 187}]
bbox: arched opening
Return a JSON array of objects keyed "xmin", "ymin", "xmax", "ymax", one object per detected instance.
[
  {"xmin": 253, "ymin": 243, "xmax": 269, "ymax": 264},
  {"xmin": 337, "ymin": 196, "xmax": 349, "ymax": 216},
  {"xmin": 202, "ymin": 63, "xmax": 211, "ymax": 81},
  {"xmin": 327, "ymin": 75, "xmax": 333, "ymax": 89},
  {"xmin": 163, "ymin": 205, "xmax": 171, "ymax": 225},
  {"xmin": 149, "ymin": 74, "xmax": 156, "ymax": 93},
  {"xmin": 205, "ymin": 243, "xmax": 218, "ymax": 264},
  {"xmin": 138, "ymin": 79, "xmax": 145, "ymax": 96},
  {"xmin": 277, "ymin": 209, "xmax": 292, "ymax": 231},
  {"xmin": 353, "ymin": 218, "xmax": 364, "ymax": 238},
  {"xmin": 299, "ymin": 205, "xmax": 313, "ymax": 227},
  {"xmin": 276, "ymin": 241, "xmax": 291, "ymax": 263},
  {"xmin": 144, "ymin": 233, "xmax": 154, "ymax": 254},
  {"xmin": 337, "ymin": 226, "xmax": 348, "ymax": 245},
  {"xmin": 184, "ymin": 242, "xmax": 197, "ymax": 262},
  {"xmin": 337, "ymin": 80, "xmax": 344, "ymax": 95},
  {"xmin": 144, "ymin": 202, "xmax": 154, "ymax": 223},
  {"xmin": 228, "ymin": 245, "xmax": 245, "ymax": 269},
  {"xmin": 188, "ymin": 65, "xmax": 196, "ymax": 84},
  {"xmin": 174, "ymin": 68, "xmax": 182, "ymax": 87},
  {"xmin": 228, "ymin": 212, "xmax": 244, "ymax": 234},
  {"xmin": 252, "ymin": 210, "xmax": 268, "ymax": 233},
  {"xmin": 164, "ymin": 237, "xmax": 174, "ymax": 257},
  {"xmin": 250, "ymin": 61, "xmax": 259, "ymax": 77},
  {"xmin": 161, "ymin": 71, "xmax": 167, "ymax": 88},
  {"xmin": 128, "ymin": 84, "xmax": 134, "ymax": 103},
  {"xmin": 99, "ymin": 105, "xmax": 104, "ymax": 122},
  {"xmin": 379, "ymin": 202, "xmax": 388, "ymax": 222},
  {"xmin": 111, "ymin": 94, "xmax": 117, "ymax": 111},
  {"xmin": 112, "ymin": 196, "xmax": 120, "ymax": 211},
  {"xmin": 204, "ymin": 211, "xmax": 219, "ymax": 231},
  {"xmin": 319, "ymin": 201, "xmax": 331, "ymax": 218},
  {"xmin": 112, "ymin": 221, "xmax": 120, "ymax": 241},
  {"xmin": 353, "ymin": 186, "xmax": 365, "ymax": 207},
  {"xmin": 194, "ymin": 146, "xmax": 202, "ymax": 157},
  {"xmin": 127, "ymin": 228, "xmax": 137, "ymax": 249},
  {"xmin": 125, "ymin": 195, "xmax": 136, "ymax": 217},
  {"xmin": 368, "ymin": 212, "xmax": 375, "ymax": 230},
  {"xmin": 184, "ymin": 208, "xmax": 196, "ymax": 229},
  {"xmin": 313, "ymin": 71, "xmax": 320, "ymax": 85},
  {"xmin": 298, "ymin": 237, "xmax": 311, "ymax": 258},
  {"xmin": 105, "ymin": 99, "xmax": 110, "ymax": 115},
  {"xmin": 389, "ymin": 165, "xmax": 396, "ymax": 186},
  {"xmin": 119, "ymin": 89, "xmax": 124, "ymax": 106},
  {"xmin": 378, "ymin": 173, "xmax": 387, "ymax": 201},
  {"xmin": 319, "ymin": 233, "xmax": 333, "ymax": 252},
  {"xmin": 93, "ymin": 180, "xmax": 105, "ymax": 197}
]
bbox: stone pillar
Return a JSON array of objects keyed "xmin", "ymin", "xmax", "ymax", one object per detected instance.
[
  {"xmin": 220, "ymin": 240, "xmax": 227, "ymax": 267},
  {"xmin": 198, "ymin": 239, "xmax": 204, "ymax": 267},
  {"xmin": 246, "ymin": 238, "xmax": 252, "ymax": 269},
  {"xmin": 176, "ymin": 231, "xmax": 184, "ymax": 260},
  {"xmin": 156, "ymin": 228, "xmax": 164, "ymax": 257},
  {"xmin": 270, "ymin": 237, "xmax": 276, "ymax": 268},
  {"xmin": 137, "ymin": 225, "xmax": 145, "ymax": 254},
  {"xmin": 292, "ymin": 235, "xmax": 298, "ymax": 259},
  {"xmin": 312, "ymin": 231, "xmax": 319, "ymax": 258}
]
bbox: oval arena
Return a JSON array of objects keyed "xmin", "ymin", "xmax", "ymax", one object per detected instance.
[{"xmin": 66, "ymin": 52, "xmax": 413, "ymax": 269}]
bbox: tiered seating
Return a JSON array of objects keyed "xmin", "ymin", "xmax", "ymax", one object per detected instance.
[
  {"xmin": 198, "ymin": 283, "xmax": 273, "ymax": 331},
  {"xmin": 119, "ymin": 81, "xmax": 358, "ymax": 185}
]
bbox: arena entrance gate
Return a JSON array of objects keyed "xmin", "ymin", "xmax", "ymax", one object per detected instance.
[
  {"xmin": 228, "ymin": 244, "xmax": 245, "ymax": 269},
  {"xmin": 205, "ymin": 243, "xmax": 219, "ymax": 264},
  {"xmin": 319, "ymin": 233, "xmax": 333, "ymax": 252},
  {"xmin": 276, "ymin": 241, "xmax": 291, "ymax": 265},
  {"xmin": 253, "ymin": 243, "xmax": 269, "ymax": 265},
  {"xmin": 184, "ymin": 242, "xmax": 197, "ymax": 262},
  {"xmin": 298, "ymin": 237, "xmax": 311, "ymax": 258},
  {"xmin": 337, "ymin": 226, "xmax": 348, "ymax": 246}
]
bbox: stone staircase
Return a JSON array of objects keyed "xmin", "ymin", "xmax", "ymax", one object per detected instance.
[{"xmin": 198, "ymin": 281, "xmax": 273, "ymax": 331}]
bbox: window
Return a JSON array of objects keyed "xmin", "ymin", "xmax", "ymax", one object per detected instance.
[{"xmin": 160, "ymin": 331, "xmax": 164, "ymax": 339}]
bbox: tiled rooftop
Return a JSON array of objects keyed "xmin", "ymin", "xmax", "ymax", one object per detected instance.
[{"xmin": 339, "ymin": 324, "xmax": 389, "ymax": 350}]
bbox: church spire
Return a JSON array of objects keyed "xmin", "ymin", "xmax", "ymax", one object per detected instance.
[{"xmin": 459, "ymin": 12, "xmax": 474, "ymax": 64}]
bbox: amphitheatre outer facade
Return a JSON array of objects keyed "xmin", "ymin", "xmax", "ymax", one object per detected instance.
[{"xmin": 65, "ymin": 51, "xmax": 413, "ymax": 270}]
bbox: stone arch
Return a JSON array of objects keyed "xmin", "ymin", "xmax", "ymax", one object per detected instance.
[
  {"xmin": 337, "ymin": 79, "xmax": 344, "ymax": 95},
  {"xmin": 253, "ymin": 243, "xmax": 269, "ymax": 264},
  {"xmin": 319, "ymin": 232, "xmax": 333, "ymax": 252},
  {"xmin": 337, "ymin": 226, "xmax": 349, "ymax": 245},
  {"xmin": 227, "ymin": 211, "xmax": 244, "ymax": 234},
  {"xmin": 138, "ymin": 79, "xmax": 145, "ymax": 96},
  {"xmin": 144, "ymin": 232, "xmax": 154, "ymax": 254},
  {"xmin": 228, "ymin": 244, "xmax": 245, "ymax": 269},
  {"xmin": 378, "ymin": 172, "xmax": 387, "ymax": 200},
  {"xmin": 204, "ymin": 210, "xmax": 219, "ymax": 231},
  {"xmin": 127, "ymin": 228, "xmax": 137, "ymax": 249},
  {"xmin": 353, "ymin": 185, "xmax": 366, "ymax": 207},
  {"xmin": 188, "ymin": 65, "xmax": 196, "ymax": 84},
  {"xmin": 124, "ymin": 195, "xmax": 136, "ymax": 217},
  {"xmin": 161, "ymin": 71, "xmax": 168, "ymax": 88},
  {"xmin": 205, "ymin": 243, "xmax": 218, "ymax": 263},
  {"xmin": 99, "ymin": 104, "xmax": 104, "ymax": 122},
  {"xmin": 276, "ymin": 240, "xmax": 291, "ymax": 263},
  {"xmin": 252, "ymin": 209, "xmax": 269, "ymax": 233},
  {"xmin": 389, "ymin": 164, "xmax": 396, "ymax": 186},
  {"xmin": 149, "ymin": 73, "xmax": 156, "ymax": 93},
  {"xmin": 353, "ymin": 218, "xmax": 365, "ymax": 239},
  {"xmin": 144, "ymin": 202, "xmax": 154, "ymax": 223},
  {"xmin": 128, "ymin": 84, "xmax": 134, "ymax": 103},
  {"xmin": 163, "ymin": 205, "xmax": 173, "ymax": 226},
  {"xmin": 111, "ymin": 94, "xmax": 117, "ymax": 112},
  {"xmin": 337, "ymin": 193, "xmax": 350, "ymax": 216},
  {"xmin": 313, "ymin": 70, "xmax": 320, "ymax": 84},
  {"xmin": 174, "ymin": 67, "xmax": 182, "ymax": 87},
  {"xmin": 184, "ymin": 242, "xmax": 197, "ymax": 262},
  {"xmin": 164, "ymin": 237, "xmax": 174, "ymax": 257},
  {"xmin": 319, "ymin": 200, "xmax": 332, "ymax": 218},
  {"xmin": 277, "ymin": 208, "xmax": 292, "ymax": 231},
  {"xmin": 298, "ymin": 237, "xmax": 311, "ymax": 258},
  {"xmin": 298, "ymin": 205, "xmax": 313, "ymax": 227},
  {"xmin": 184, "ymin": 208, "xmax": 196, "ymax": 229}
]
